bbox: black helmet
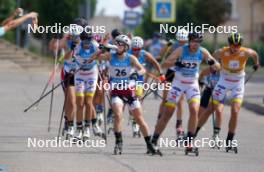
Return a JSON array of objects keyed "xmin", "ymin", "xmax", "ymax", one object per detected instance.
[
  {"xmin": 72, "ymin": 17, "xmax": 88, "ymax": 28},
  {"xmin": 80, "ymin": 27, "xmax": 92, "ymax": 41},
  {"xmin": 228, "ymin": 32, "xmax": 243, "ymax": 45},
  {"xmin": 111, "ymin": 29, "xmax": 121, "ymax": 39},
  {"xmin": 188, "ymin": 32, "xmax": 203, "ymax": 42}
]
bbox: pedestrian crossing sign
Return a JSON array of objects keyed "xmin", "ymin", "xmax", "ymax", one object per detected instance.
[{"xmin": 152, "ymin": 0, "xmax": 176, "ymax": 23}]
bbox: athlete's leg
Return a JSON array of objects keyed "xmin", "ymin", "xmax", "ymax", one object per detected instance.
[
  {"xmin": 152, "ymin": 86, "xmax": 182, "ymax": 145},
  {"xmin": 227, "ymin": 80, "xmax": 244, "ymax": 143},
  {"xmin": 111, "ymin": 97, "xmax": 124, "ymax": 145},
  {"xmin": 65, "ymin": 86, "xmax": 76, "ymax": 122},
  {"xmin": 176, "ymin": 94, "xmax": 184, "ymax": 130}
]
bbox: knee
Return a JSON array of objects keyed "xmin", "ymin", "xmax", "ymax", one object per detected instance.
[{"xmin": 77, "ymin": 102, "xmax": 84, "ymax": 109}]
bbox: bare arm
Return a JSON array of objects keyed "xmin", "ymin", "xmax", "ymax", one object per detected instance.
[
  {"xmin": 1, "ymin": 8, "xmax": 22, "ymax": 25},
  {"xmin": 246, "ymin": 48, "xmax": 260, "ymax": 65},
  {"xmin": 162, "ymin": 47, "xmax": 183, "ymax": 68},
  {"xmin": 3, "ymin": 12, "xmax": 38, "ymax": 32},
  {"xmin": 130, "ymin": 55, "xmax": 146, "ymax": 75},
  {"xmin": 199, "ymin": 67, "xmax": 211, "ymax": 81},
  {"xmin": 201, "ymin": 47, "xmax": 221, "ymax": 71},
  {"xmin": 145, "ymin": 51, "xmax": 162, "ymax": 74}
]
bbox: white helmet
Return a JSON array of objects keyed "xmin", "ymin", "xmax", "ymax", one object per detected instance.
[
  {"xmin": 131, "ymin": 36, "xmax": 144, "ymax": 49},
  {"xmin": 115, "ymin": 34, "xmax": 131, "ymax": 50},
  {"xmin": 176, "ymin": 29, "xmax": 188, "ymax": 41}
]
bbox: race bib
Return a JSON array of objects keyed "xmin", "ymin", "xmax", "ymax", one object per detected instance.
[{"xmin": 229, "ymin": 60, "xmax": 240, "ymax": 69}]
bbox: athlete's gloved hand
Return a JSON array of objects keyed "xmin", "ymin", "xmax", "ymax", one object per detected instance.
[
  {"xmin": 175, "ymin": 61, "xmax": 184, "ymax": 67},
  {"xmin": 253, "ymin": 64, "xmax": 260, "ymax": 71},
  {"xmin": 159, "ymin": 73, "xmax": 166, "ymax": 82},
  {"xmin": 207, "ymin": 59, "xmax": 215, "ymax": 66},
  {"xmin": 129, "ymin": 72, "xmax": 139, "ymax": 81},
  {"xmin": 70, "ymin": 41, "xmax": 77, "ymax": 50},
  {"xmin": 99, "ymin": 44, "xmax": 110, "ymax": 53},
  {"xmin": 199, "ymin": 80, "xmax": 205, "ymax": 87}
]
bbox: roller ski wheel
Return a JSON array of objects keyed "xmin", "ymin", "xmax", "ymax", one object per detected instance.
[
  {"xmin": 185, "ymin": 146, "xmax": 199, "ymax": 156},
  {"xmin": 226, "ymin": 146, "xmax": 238, "ymax": 154},
  {"xmin": 114, "ymin": 142, "xmax": 123, "ymax": 155}
]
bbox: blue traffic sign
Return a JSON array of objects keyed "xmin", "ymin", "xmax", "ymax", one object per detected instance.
[
  {"xmin": 123, "ymin": 11, "xmax": 141, "ymax": 28},
  {"xmin": 152, "ymin": 0, "xmax": 176, "ymax": 23}
]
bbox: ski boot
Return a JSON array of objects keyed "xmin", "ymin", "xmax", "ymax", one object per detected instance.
[
  {"xmin": 175, "ymin": 127, "xmax": 185, "ymax": 146},
  {"xmin": 65, "ymin": 125, "xmax": 74, "ymax": 140},
  {"xmin": 96, "ymin": 105, "xmax": 104, "ymax": 127},
  {"xmin": 114, "ymin": 142, "xmax": 123, "ymax": 155},
  {"xmin": 146, "ymin": 143, "xmax": 162, "ymax": 156},
  {"xmin": 212, "ymin": 133, "xmax": 221, "ymax": 149},
  {"xmin": 185, "ymin": 144, "xmax": 199, "ymax": 156},
  {"xmin": 82, "ymin": 126, "xmax": 90, "ymax": 141},
  {"xmin": 74, "ymin": 127, "xmax": 83, "ymax": 142},
  {"xmin": 93, "ymin": 124, "xmax": 106, "ymax": 139},
  {"xmin": 132, "ymin": 122, "xmax": 141, "ymax": 138}
]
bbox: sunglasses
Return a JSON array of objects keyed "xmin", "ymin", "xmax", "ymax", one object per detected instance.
[
  {"xmin": 132, "ymin": 47, "xmax": 141, "ymax": 51},
  {"xmin": 116, "ymin": 41, "xmax": 125, "ymax": 46},
  {"xmin": 230, "ymin": 44, "xmax": 241, "ymax": 48}
]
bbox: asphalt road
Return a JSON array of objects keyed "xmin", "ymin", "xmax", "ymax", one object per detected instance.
[{"xmin": 0, "ymin": 63, "xmax": 264, "ymax": 172}]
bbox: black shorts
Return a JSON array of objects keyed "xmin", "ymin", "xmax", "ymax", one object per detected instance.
[
  {"xmin": 200, "ymin": 87, "xmax": 213, "ymax": 108},
  {"xmin": 61, "ymin": 70, "xmax": 75, "ymax": 90},
  {"xmin": 165, "ymin": 68, "xmax": 175, "ymax": 82}
]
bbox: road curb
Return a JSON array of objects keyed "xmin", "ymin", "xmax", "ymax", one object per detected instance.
[{"xmin": 242, "ymin": 100, "xmax": 264, "ymax": 115}]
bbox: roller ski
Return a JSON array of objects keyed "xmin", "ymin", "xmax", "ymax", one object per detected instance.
[
  {"xmin": 146, "ymin": 143, "xmax": 162, "ymax": 156},
  {"xmin": 92, "ymin": 124, "xmax": 106, "ymax": 139},
  {"xmin": 225, "ymin": 141, "xmax": 238, "ymax": 154},
  {"xmin": 212, "ymin": 133, "xmax": 221, "ymax": 149},
  {"xmin": 114, "ymin": 142, "xmax": 123, "ymax": 155},
  {"xmin": 185, "ymin": 144, "xmax": 199, "ymax": 156},
  {"xmin": 132, "ymin": 122, "xmax": 141, "ymax": 138}
]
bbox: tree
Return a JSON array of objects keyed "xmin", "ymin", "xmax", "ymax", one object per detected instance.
[{"xmin": 194, "ymin": 0, "xmax": 231, "ymax": 49}]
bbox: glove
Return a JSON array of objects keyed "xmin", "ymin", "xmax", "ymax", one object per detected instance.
[
  {"xmin": 175, "ymin": 61, "xmax": 184, "ymax": 67},
  {"xmin": 253, "ymin": 64, "xmax": 260, "ymax": 71},
  {"xmin": 99, "ymin": 44, "xmax": 110, "ymax": 53},
  {"xmin": 159, "ymin": 74, "xmax": 166, "ymax": 82},
  {"xmin": 199, "ymin": 80, "xmax": 205, "ymax": 87},
  {"xmin": 207, "ymin": 59, "xmax": 215, "ymax": 66},
  {"xmin": 70, "ymin": 41, "xmax": 77, "ymax": 50},
  {"xmin": 129, "ymin": 72, "xmax": 139, "ymax": 81}
]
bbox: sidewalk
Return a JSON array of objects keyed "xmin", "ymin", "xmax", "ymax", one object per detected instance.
[{"xmin": 0, "ymin": 39, "xmax": 53, "ymax": 72}]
